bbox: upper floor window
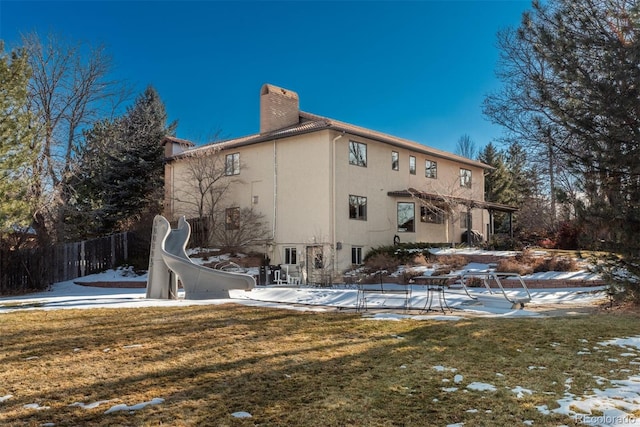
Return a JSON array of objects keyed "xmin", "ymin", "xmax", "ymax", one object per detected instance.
[
  {"xmin": 349, "ymin": 195, "xmax": 367, "ymax": 220},
  {"xmin": 349, "ymin": 141, "xmax": 367, "ymax": 167},
  {"xmin": 225, "ymin": 153, "xmax": 240, "ymax": 175},
  {"xmin": 409, "ymin": 156, "xmax": 416, "ymax": 175},
  {"xmin": 460, "ymin": 168, "xmax": 472, "ymax": 188},
  {"xmin": 397, "ymin": 202, "xmax": 415, "ymax": 232},
  {"xmin": 225, "ymin": 207, "xmax": 240, "ymax": 230},
  {"xmin": 420, "ymin": 206, "xmax": 444, "ymax": 224},
  {"xmin": 425, "ymin": 160, "xmax": 437, "ymax": 179},
  {"xmin": 391, "ymin": 151, "xmax": 399, "ymax": 171}
]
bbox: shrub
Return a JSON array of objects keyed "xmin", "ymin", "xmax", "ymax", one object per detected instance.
[
  {"xmin": 555, "ymin": 220, "xmax": 582, "ymax": 250},
  {"xmin": 364, "ymin": 243, "xmax": 442, "ymax": 264},
  {"xmin": 364, "ymin": 253, "xmax": 401, "ymax": 274},
  {"xmin": 482, "ymin": 234, "xmax": 523, "ymax": 251},
  {"xmin": 533, "ymin": 256, "xmax": 578, "ymax": 273},
  {"xmin": 495, "ymin": 258, "xmax": 533, "ymax": 276},
  {"xmin": 434, "ymin": 255, "xmax": 468, "ymax": 270},
  {"xmin": 538, "ymin": 238, "xmax": 557, "ymax": 249}
]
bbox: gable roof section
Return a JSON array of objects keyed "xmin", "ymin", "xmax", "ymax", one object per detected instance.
[
  {"xmin": 163, "ymin": 135, "xmax": 195, "ymax": 147},
  {"xmin": 169, "ymin": 112, "xmax": 492, "ymax": 170}
]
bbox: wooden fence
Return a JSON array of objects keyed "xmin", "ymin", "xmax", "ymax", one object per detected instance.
[
  {"xmin": 0, "ymin": 232, "xmax": 143, "ymax": 295},
  {"xmin": 171, "ymin": 216, "xmax": 211, "ymax": 249}
]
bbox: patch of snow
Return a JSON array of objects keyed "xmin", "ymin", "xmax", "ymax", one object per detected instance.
[
  {"xmin": 599, "ymin": 336, "xmax": 640, "ymax": 351},
  {"xmin": 23, "ymin": 403, "xmax": 50, "ymax": 410},
  {"xmin": 0, "ymin": 395, "xmax": 13, "ymax": 402},
  {"xmin": 433, "ymin": 365, "xmax": 458, "ymax": 373},
  {"xmin": 511, "ymin": 386, "xmax": 534, "ymax": 398},
  {"xmin": 104, "ymin": 398, "xmax": 164, "ymax": 414},
  {"xmin": 454, "ymin": 374, "xmax": 464, "ymax": 384},
  {"xmin": 123, "ymin": 344, "xmax": 143, "ymax": 349},
  {"xmin": 69, "ymin": 400, "xmax": 113, "ymax": 410},
  {"xmin": 231, "ymin": 411, "xmax": 252, "ymax": 418},
  {"xmin": 467, "ymin": 382, "xmax": 497, "ymax": 392}
]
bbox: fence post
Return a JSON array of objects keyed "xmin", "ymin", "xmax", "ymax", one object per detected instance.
[
  {"xmin": 123, "ymin": 232, "xmax": 128, "ymax": 262},
  {"xmin": 80, "ymin": 240, "xmax": 86, "ymax": 277},
  {"xmin": 111, "ymin": 234, "xmax": 116, "ymax": 269}
]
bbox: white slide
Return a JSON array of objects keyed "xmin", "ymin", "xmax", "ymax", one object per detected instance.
[{"xmin": 146, "ymin": 215, "xmax": 256, "ymax": 300}]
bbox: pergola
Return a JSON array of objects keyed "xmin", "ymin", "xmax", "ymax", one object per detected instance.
[{"xmin": 387, "ymin": 188, "xmax": 519, "ymax": 245}]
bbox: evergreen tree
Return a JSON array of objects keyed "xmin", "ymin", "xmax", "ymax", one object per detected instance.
[
  {"xmin": 486, "ymin": 0, "xmax": 640, "ymax": 298},
  {"xmin": 0, "ymin": 42, "xmax": 36, "ymax": 234},
  {"xmin": 63, "ymin": 118, "xmax": 120, "ymax": 239},
  {"xmin": 65, "ymin": 86, "xmax": 174, "ymax": 237},
  {"xmin": 100, "ymin": 86, "xmax": 174, "ymax": 233},
  {"xmin": 478, "ymin": 143, "xmax": 512, "ymax": 204}
]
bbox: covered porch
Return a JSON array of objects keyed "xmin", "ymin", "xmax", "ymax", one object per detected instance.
[{"xmin": 387, "ymin": 188, "xmax": 519, "ymax": 245}]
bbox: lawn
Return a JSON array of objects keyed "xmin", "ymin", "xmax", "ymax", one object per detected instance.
[{"xmin": 1, "ymin": 305, "xmax": 639, "ymax": 426}]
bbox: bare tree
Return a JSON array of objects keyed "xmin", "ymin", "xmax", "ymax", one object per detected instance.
[
  {"xmin": 408, "ymin": 176, "xmax": 478, "ymax": 244},
  {"xmin": 23, "ymin": 32, "xmax": 131, "ymax": 245},
  {"xmin": 455, "ymin": 134, "xmax": 478, "ymax": 159},
  {"xmin": 211, "ymin": 207, "xmax": 271, "ymax": 252},
  {"xmin": 174, "ymin": 146, "xmax": 270, "ymax": 250},
  {"xmin": 173, "ymin": 146, "xmax": 235, "ymax": 244}
]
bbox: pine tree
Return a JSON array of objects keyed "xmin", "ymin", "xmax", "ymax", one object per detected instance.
[
  {"xmin": 0, "ymin": 42, "xmax": 36, "ymax": 234},
  {"xmin": 63, "ymin": 118, "xmax": 120, "ymax": 239},
  {"xmin": 66, "ymin": 86, "xmax": 175, "ymax": 237},
  {"xmin": 100, "ymin": 86, "xmax": 175, "ymax": 233},
  {"xmin": 486, "ymin": 0, "xmax": 640, "ymax": 298},
  {"xmin": 478, "ymin": 143, "xmax": 512, "ymax": 205}
]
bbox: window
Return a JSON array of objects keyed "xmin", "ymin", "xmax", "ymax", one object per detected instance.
[
  {"xmin": 397, "ymin": 202, "xmax": 415, "ymax": 232},
  {"xmin": 460, "ymin": 168, "xmax": 472, "ymax": 188},
  {"xmin": 284, "ymin": 247, "xmax": 297, "ymax": 265},
  {"xmin": 225, "ymin": 207, "xmax": 240, "ymax": 230},
  {"xmin": 425, "ymin": 160, "xmax": 437, "ymax": 179},
  {"xmin": 391, "ymin": 151, "xmax": 399, "ymax": 171},
  {"xmin": 225, "ymin": 153, "xmax": 240, "ymax": 175},
  {"xmin": 349, "ymin": 141, "xmax": 367, "ymax": 167},
  {"xmin": 461, "ymin": 211, "xmax": 472, "ymax": 229},
  {"xmin": 349, "ymin": 195, "xmax": 367, "ymax": 220},
  {"xmin": 420, "ymin": 206, "xmax": 444, "ymax": 224},
  {"xmin": 352, "ymin": 247, "xmax": 363, "ymax": 265},
  {"xmin": 314, "ymin": 251, "xmax": 324, "ymax": 269},
  {"xmin": 409, "ymin": 156, "xmax": 416, "ymax": 175}
]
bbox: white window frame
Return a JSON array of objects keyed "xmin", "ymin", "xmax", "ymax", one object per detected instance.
[
  {"xmin": 225, "ymin": 153, "xmax": 240, "ymax": 176},
  {"xmin": 351, "ymin": 247, "xmax": 363, "ymax": 265},
  {"xmin": 284, "ymin": 247, "xmax": 297, "ymax": 265}
]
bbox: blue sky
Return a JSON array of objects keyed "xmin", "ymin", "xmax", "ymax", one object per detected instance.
[{"xmin": 1, "ymin": 1, "xmax": 531, "ymax": 152}]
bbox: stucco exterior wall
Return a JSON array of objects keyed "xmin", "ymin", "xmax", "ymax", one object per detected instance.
[{"xmin": 165, "ymin": 129, "xmax": 489, "ymax": 282}]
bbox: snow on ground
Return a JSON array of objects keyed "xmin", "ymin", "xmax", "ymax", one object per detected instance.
[
  {"xmin": 2, "ymin": 264, "xmax": 638, "ymax": 425},
  {"xmin": 0, "ymin": 261, "xmax": 608, "ymax": 317}
]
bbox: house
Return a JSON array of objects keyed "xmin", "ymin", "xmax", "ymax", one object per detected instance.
[{"xmin": 163, "ymin": 84, "xmax": 516, "ymax": 284}]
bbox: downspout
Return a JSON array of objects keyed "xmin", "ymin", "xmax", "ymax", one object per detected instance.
[
  {"xmin": 331, "ymin": 131, "xmax": 345, "ymax": 276},
  {"xmin": 272, "ymin": 139, "xmax": 278, "ymax": 244}
]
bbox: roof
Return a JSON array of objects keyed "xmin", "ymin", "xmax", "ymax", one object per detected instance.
[
  {"xmin": 169, "ymin": 112, "xmax": 492, "ymax": 170},
  {"xmin": 163, "ymin": 135, "xmax": 196, "ymax": 147},
  {"xmin": 387, "ymin": 189, "xmax": 518, "ymax": 213}
]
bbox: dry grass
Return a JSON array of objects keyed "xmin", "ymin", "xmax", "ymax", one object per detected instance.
[{"xmin": 1, "ymin": 305, "xmax": 639, "ymax": 426}]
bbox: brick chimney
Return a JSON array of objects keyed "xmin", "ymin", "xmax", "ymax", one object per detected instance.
[{"xmin": 260, "ymin": 84, "xmax": 300, "ymax": 134}]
